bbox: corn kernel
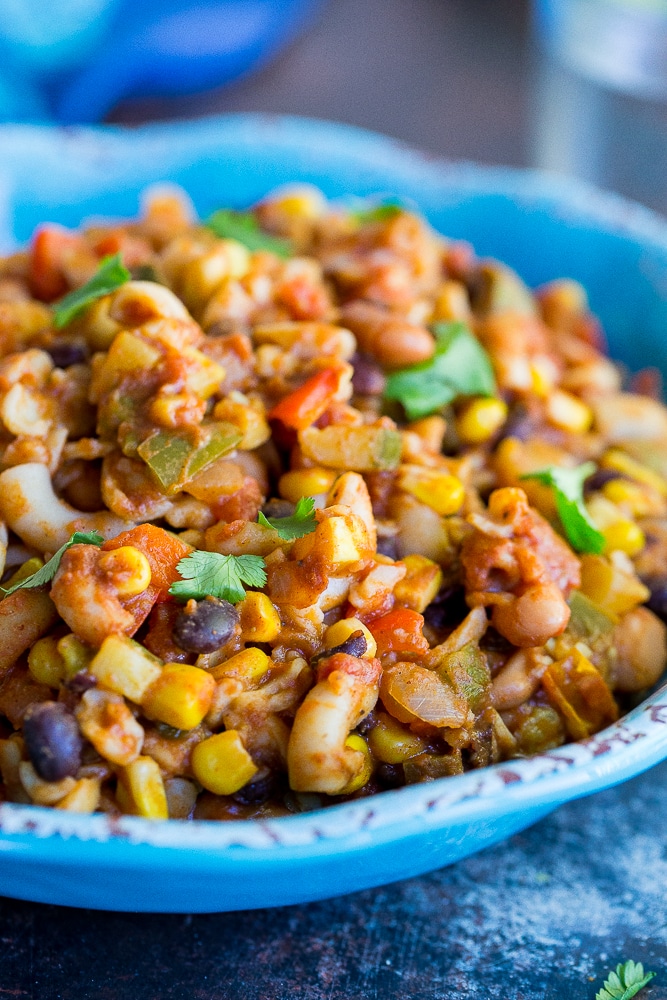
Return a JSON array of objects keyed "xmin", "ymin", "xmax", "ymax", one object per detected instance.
[
  {"xmin": 180, "ymin": 347, "xmax": 226, "ymax": 399},
  {"xmin": 269, "ymin": 187, "xmax": 326, "ymax": 220},
  {"xmin": 117, "ymin": 756, "xmax": 168, "ymax": 819},
  {"xmin": 601, "ymin": 479, "xmax": 652, "ymax": 517},
  {"xmin": 57, "ymin": 633, "xmax": 94, "ymax": 679},
  {"xmin": 602, "ymin": 520, "xmax": 645, "ymax": 556},
  {"xmin": 212, "ymin": 395, "xmax": 271, "ymax": 450},
  {"xmin": 142, "ymin": 662, "xmax": 216, "ymax": 730},
  {"xmin": 91, "ymin": 331, "xmax": 161, "ymax": 399},
  {"xmin": 399, "ymin": 467, "xmax": 465, "ymax": 516},
  {"xmin": 181, "ymin": 241, "xmax": 250, "ymax": 309},
  {"xmin": 407, "ymin": 415, "xmax": 448, "ymax": 453},
  {"xmin": 191, "ymin": 730, "xmax": 258, "ymax": 795},
  {"xmin": 540, "ymin": 278, "xmax": 588, "ymax": 321},
  {"xmin": 431, "ymin": 280, "xmax": 471, "ymax": 322},
  {"xmin": 368, "ymin": 711, "xmax": 428, "ymax": 764},
  {"xmin": 56, "ymin": 778, "xmax": 101, "ymax": 814},
  {"xmin": 580, "ymin": 554, "xmax": 649, "ymax": 615},
  {"xmin": 98, "ymin": 545, "xmax": 152, "ymax": 598},
  {"xmin": 2, "ymin": 556, "xmax": 43, "ymax": 592},
  {"xmin": 292, "ymin": 515, "xmax": 362, "ymax": 567},
  {"xmin": 239, "ymin": 591, "xmax": 281, "ymax": 643},
  {"xmin": 279, "ymin": 467, "xmax": 337, "ymax": 503},
  {"xmin": 340, "ymin": 734, "xmax": 373, "ymax": 794},
  {"xmin": 394, "ymin": 554, "xmax": 443, "ymax": 613},
  {"xmin": 323, "ymin": 617, "xmax": 377, "ymax": 658},
  {"xmin": 530, "ymin": 359, "xmax": 556, "ymax": 398},
  {"xmin": 149, "ymin": 393, "xmax": 205, "ymax": 429},
  {"xmin": 90, "ymin": 635, "xmax": 162, "ymax": 703},
  {"xmin": 587, "ymin": 494, "xmax": 646, "ymax": 557},
  {"xmin": 28, "ymin": 636, "xmax": 66, "ymax": 687},
  {"xmin": 545, "ymin": 389, "xmax": 593, "ymax": 433},
  {"xmin": 209, "ymin": 646, "xmax": 271, "ymax": 682},
  {"xmin": 601, "ymin": 448, "xmax": 667, "ymax": 496}
]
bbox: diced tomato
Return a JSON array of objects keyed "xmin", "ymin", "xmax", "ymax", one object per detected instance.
[
  {"xmin": 275, "ymin": 274, "xmax": 330, "ymax": 320},
  {"xmin": 368, "ymin": 608, "xmax": 430, "ymax": 657},
  {"xmin": 92, "ymin": 230, "xmax": 153, "ymax": 269},
  {"xmin": 103, "ymin": 523, "xmax": 192, "ymax": 601},
  {"xmin": 122, "ymin": 587, "xmax": 160, "ymax": 636},
  {"xmin": 268, "ymin": 368, "xmax": 343, "ymax": 431},
  {"xmin": 29, "ymin": 225, "xmax": 82, "ymax": 301},
  {"xmin": 630, "ymin": 366, "xmax": 663, "ymax": 401},
  {"xmin": 316, "ymin": 652, "xmax": 381, "ymax": 685}
]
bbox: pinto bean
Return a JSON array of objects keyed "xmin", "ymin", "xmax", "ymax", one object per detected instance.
[
  {"xmin": 339, "ymin": 301, "xmax": 435, "ymax": 369},
  {"xmin": 491, "ymin": 582, "xmax": 570, "ymax": 649}
]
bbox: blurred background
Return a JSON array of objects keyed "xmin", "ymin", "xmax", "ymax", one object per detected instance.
[{"xmin": 1, "ymin": 0, "xmax": 667, "ymax": 214}]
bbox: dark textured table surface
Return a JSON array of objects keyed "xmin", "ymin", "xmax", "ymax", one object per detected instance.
[{"xmin": 4, "ymin": 1, "xmax": 667, "ymax": 997}]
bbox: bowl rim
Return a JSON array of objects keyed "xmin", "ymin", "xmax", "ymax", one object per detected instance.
[{"xmin": 1, "ymin": 112, "xmax": 667, "ymax": 856}]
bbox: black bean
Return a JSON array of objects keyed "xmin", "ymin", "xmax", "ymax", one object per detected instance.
[
  {"xmin": 356, "ymin": 710, "xmax": 377, "ymax": 736},
  {"xmin": 312, "ymin": 630, "xmax": 368, "ymax": 665},
  {"xmin": 233, "ymin": 771, "xmax": 284, "ymax": 806},
  {"xmin": 376, "ymin": 534, "xmax": 399, "ymax": 560},
  {"xmin": 376, "ymin": 763, "xmax": 405, "ymax": 789},
  {"xmin": 173, "ymin": 597, "xmax": 239, "ymax": 654},
  {"xmin": 46, "ymin": 341, "xmax": 88, "ymax": 368},
  {"xmin": 261, "ymin": 498, "xmax": 295, "ymax": 520},
  {"xmin": 423, "ymin": 586, "xmax": 469, "ymax": 630},
  {"xmin": 496, "ymin": 404, "xmax": 533, "ymax": 443},
  {"xmin": 644, "ymin": 576, "xmax": 667, "ymax": 622},
  {"xmin": 584, "ymin": 469, "xmax": 627, "ymax": 494},
  {"xmin": 480, "ymin": 626, "xmax": 513, "ymax": 652},
  {"xmin": 351, "ymin": 353, "xmax": 386, "ymax": 396},
  {"xmin": 65, "ymin": 671, "xmax": 97, "ymax": 694},
  {"xmin": 23, "ymin": 702, "xmax": 82, "ymax": 782}
]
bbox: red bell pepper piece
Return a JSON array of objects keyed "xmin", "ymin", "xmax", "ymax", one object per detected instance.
[
  {"xmin": 268, "ymin": 368, "xmax": 342, "ymax": 430},
  {"xmin": 369, "ymin": 607, "xmax": 430, "ymax": 657}
]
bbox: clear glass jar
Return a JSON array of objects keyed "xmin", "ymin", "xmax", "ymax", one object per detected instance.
[{"xmin": 531, "ymin": 0, "xmax": 667, "ymax": 213}]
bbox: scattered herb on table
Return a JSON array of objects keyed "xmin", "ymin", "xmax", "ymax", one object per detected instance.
[
  {"xmin": 595, "ymin": 960, "xmax": 656, "ymax": 1000},
  {"xmin": 521, "ymin": 462, "xmax": 606, "ymax": 555}
]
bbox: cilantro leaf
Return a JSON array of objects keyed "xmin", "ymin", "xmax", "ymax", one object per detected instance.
[
  {"xmin": 1, "ymin": 530, "xmax": 105, "ymax": 597},
  {"xmin": 53, "ymin": 253, "xmax": 130, "ymax": 329},
  {"xmin": 258, "ymin": 496, "xmax": 318, "ymax": 540},
  {"xmin": 205, "ymin": 209, "xmax": 292, "ymax": 258},
  {"xmin": 169, "ymin": 551, "xmax": 267, "ymax": 604},
  {"xmin": 521, "ymin": 462, "xmax": 606, "ymax": 554},
  {"xmin": 384, "ymin": 321, "xmax": 496, "ymax": 420},
  {"xmin": 596, "ymin": 960, "xmax": 656, "ymax": 1000},
  {"xmin": 350, "ymin": 199, "xmax": 404, "ymax": 224}
]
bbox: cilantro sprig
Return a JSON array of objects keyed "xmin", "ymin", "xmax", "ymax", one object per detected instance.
[
  {"xmin": 205, "ymin": 209, "xmax": 292, "ymax": 258},
  {"xmin": 258, "ymin": 497, "xmax": 317, "ymax": 541},
  {"xmin": 384, "ymin": 321, "xmax": 496, "ymax": 420},
  {"xmin": 521, "ymin": 462, "xmax": 605, "ymax": 555},
  {"xmin": 596, "ymin": 960, "xmax": 656, "ymax": 1000},
  {"xmin": 1, "ymin": 530, "xmax": 104, "ymax": 597},
  {"xmin": 169, "ymin": 551, "xmax": 267, "ymax": 605},
  {"xmin": 350, "ymin": 199, "xmax": 404, "ymax": 224},
  {"xmin": 53, "ymin": 253, "xmax": 130, "ymax": 329}
]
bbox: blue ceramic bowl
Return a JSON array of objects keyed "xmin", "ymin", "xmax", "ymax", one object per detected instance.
[{"xmin": 1, "ymin": 115, "xmax": 667, "ymax": 913}]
